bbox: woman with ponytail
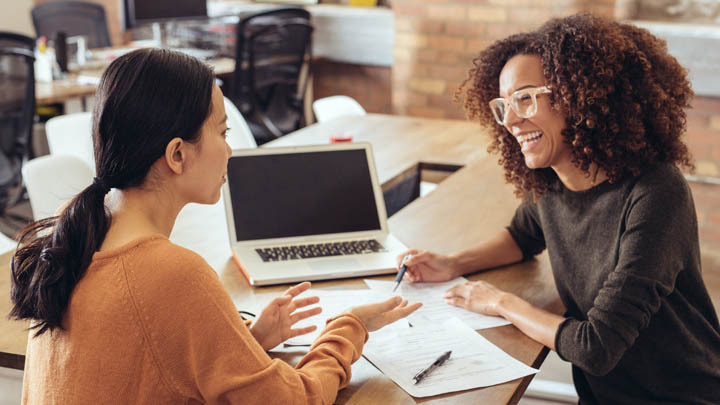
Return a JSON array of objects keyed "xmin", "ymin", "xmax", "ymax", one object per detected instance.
[{"xmin": 11, "ymin": 48, "xmax": 420, "ymax": 404}]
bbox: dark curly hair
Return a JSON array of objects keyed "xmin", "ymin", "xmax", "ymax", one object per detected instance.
[{"xmin": 459, "ymin": 13, "xmax": 694, "ymax": 196}]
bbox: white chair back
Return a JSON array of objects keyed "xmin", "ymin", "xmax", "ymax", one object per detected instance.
[
  {"xmin": 45, "ymin": 112, "xmax": 95, "ymax": 172},
  {"xmin": 312, "ymin": 95, "xmax": 366, "ymax": 123},
  {"xmin": 22, "ymin": 155, "xmax": 95, "ymax": 220},
  {"xmin": 0, "ymin": 232, "xmax": 17, "ymax": 255},
  {"xmin": 223, "ymin": 97, "xmax": 257, "ymax": 149}
]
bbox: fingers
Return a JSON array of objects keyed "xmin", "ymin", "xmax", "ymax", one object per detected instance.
[
  {"xmin": 404, "ymin": 251, "xmax": 432, "ymax": 267},
  {"xmin": 443, "ymin": 282, "xmax": 475, "ymax": 299},
  {"xmin": 290, "ymin": 306, "xmax": 322, "ymax": 324},
  {"xmin": 269, "ymin": 294, "xmax": 293, "ymax": 308},
  {"xmin": 284, "ymin": 281, "xmax": 312, "ymax": 297},
  {"xmin": 444, "ymin": 296, "xmax": 466, "ymax": 309},
  {"xmin": 374, "ymin": 296, "xmax": 403, "ymax": 312},
  {"xmin": 382, "ymin": 301, "xmax": 423, "ymax": 325},
  {"xmin": 292, "ymin": 295, "xmax": 319, "ymax": 309},
  {"xmin": 289, "ymin": 325, "xmax": 318, "ymax": 338},
  {"xmin": 396, "ymin": 249, "xmax": 419, "ymax": 268}
]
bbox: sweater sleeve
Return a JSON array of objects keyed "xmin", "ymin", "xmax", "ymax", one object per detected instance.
[
  {"xmin": 125, "ymin": 245, "xmax": 368, "ymax": 404},
  {"xmin": 506, "ymin": 197, "xmax": 546, "ymax": 260},
  {"xmin": 554, "ymin": 173, "xmax": 697, "ymax": 376}
]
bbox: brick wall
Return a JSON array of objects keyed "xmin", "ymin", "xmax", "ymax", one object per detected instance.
[
  {"xmin": 312, "ymin": 60, "xmax": 392, "ymax": 116},
  {"xmin": 391, "ymin": 0, "xmax": 614, "ymax": 119}
]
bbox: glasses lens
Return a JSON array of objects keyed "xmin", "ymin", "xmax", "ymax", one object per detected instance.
[
  {"xmin": 512, "ymin": 91, "xmax": 536, "ymax": 118},
  {"xmin": 490, "ymin": 99, "xmax": 505, "ymax": 124}
]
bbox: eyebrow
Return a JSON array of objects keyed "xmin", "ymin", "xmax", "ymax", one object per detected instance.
[
  {"xmin": 514, "ymin": 84, "xmax": 540, "ymax": 92},
  {"xmin": 501, "ymin": 84, "xmax": 543, "ymax": 97}
]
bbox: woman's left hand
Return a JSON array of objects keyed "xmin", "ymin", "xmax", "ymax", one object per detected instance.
[
  {"xmin": 443, "ymin": 280, "xmax": 509, "ymax": 317},
  {"xmin": 250, "ymin": 281, "xmax": 322, "ymax": 351}
]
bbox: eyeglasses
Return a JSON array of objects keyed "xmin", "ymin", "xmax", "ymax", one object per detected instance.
[{"xmin": 489, "ymin": 86, "xmax": 551, "ymax": 125}]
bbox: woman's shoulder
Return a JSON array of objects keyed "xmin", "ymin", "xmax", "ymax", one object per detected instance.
[
  {"xmin": 630, "ymin": 163, "xmax": 690, "ymax": 198},
  {"xmin": 94, "ymin": 235, "xmax": 216, "ymax": 287},
  {"xmin": 624, "ymin": 163, "xmax": 694, "ymax": 217}
]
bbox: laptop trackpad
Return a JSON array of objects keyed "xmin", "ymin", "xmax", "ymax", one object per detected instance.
[{"xmin": 309, "ymin": 259, "xmax": 360, "ymax": 274}]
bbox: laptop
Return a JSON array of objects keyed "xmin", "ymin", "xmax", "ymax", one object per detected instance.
[{"xmin": 222, "ymin": 142, "xmax": 407, "ymax": 286}]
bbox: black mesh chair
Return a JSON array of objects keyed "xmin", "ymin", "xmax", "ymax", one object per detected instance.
[
  {"xmin": 0, "ymin": 32, "xmax": 35, "ymax": 221},
  {"xmin": 229, "ymin": 8, "xmax": 313, "ymax": 145},
  {"xmin": 31, "ymin": 1, "xmax": 112, "ymax": 49}
]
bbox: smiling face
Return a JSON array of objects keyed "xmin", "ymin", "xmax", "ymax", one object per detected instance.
[{"xmin": 499, "ymin": 54, "xmax": 571, "ymax": 171}]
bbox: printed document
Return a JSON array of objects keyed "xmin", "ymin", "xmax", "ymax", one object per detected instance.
[
  {"xmin": 364, "ymin": 278, "xmax": 511, "ymax": 330},
  {"xmin": 362, "ymin": 317, "xmax": 538, "ymax": 397}
]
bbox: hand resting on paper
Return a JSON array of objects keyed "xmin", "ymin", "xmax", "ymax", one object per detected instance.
[
  {"xmin": 250, "ymin": 281, "xmax": 322, "ymax": 350},
  {"xmin": 443, "ymin": 280, "xmax": 508, "ymax": 317},
  {"xmin": 348, "ymin": 296, "xmax": 422, "ymax": 332}
]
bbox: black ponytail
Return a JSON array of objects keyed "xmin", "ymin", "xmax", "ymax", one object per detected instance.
[{"xmin": 10, "ymin": 48, "xmax": 214, "ymax": 336}]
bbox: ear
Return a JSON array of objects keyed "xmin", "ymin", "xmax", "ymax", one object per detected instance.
[{"xmin": 164, "ymin": 137, "xmax": 186, "ymax": 175}]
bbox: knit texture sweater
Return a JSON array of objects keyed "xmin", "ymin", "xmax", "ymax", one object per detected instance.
[
  {"xmin": 22, "ymin": 235, "xmax": 368, "ymax": 404},
  {"xmin": 507, "ymin": 164, "xmax": 720, "ymax": 404}
]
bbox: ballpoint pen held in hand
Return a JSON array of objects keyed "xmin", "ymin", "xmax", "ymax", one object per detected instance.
[
  {"xmin": 413, "ymin": 350, "xmax": 452, "ymax": 384},
  {"xmin": 393, "ymin": 254, "xmax": 411, "ymax": 292}
]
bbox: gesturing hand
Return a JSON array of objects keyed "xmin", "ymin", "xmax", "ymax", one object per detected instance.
[
  {"xmin": 443, "ymin": 280, "xmax": 508, "ymax": 317},
  {"xmin": 250, "ymin": 281, "xmax": 322, "ymax": 350},
  {"xmin": 349, "ymin": 296, "xmax": 422, "ymax": 332}
]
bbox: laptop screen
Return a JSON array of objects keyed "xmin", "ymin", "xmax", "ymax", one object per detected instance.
[{"xmin": 227, "ymin": 148, "xmax": 382, "ymax": 241}]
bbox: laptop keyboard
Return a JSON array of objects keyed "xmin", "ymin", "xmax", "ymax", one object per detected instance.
[{"xmin": 255, "ymin": 239, "xmax": 387, "ymax": 262}]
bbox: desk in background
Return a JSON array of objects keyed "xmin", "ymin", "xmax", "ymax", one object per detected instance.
[
  {"xmin": 35, "ymin": 52, "xmax": 235, "ymax": 106},
  {"xmin": 1, "ymin": 114, "xmax": 561, "ymax": 403}
]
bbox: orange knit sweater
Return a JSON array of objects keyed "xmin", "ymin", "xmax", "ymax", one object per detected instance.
[{"xmin": 22, "ymin": 235, "xmax": 368, "ymax": 404}]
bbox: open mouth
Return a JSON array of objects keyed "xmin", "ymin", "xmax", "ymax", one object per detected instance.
[{"xmin": 516, "ymin": 131, "xmax": 543, "ymax": 148}]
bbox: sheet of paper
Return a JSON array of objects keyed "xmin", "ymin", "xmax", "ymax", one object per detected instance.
[
  {"xmin": 242, "ymin": 288, "xmax": 388, "ymax": 346},
  {"xmin": 362, "ymin": 317, "xmax": 538, "ymax": 398},
  {"xmin": 364, "ymin": 278, "xmax": 511, "ymax": 330}
]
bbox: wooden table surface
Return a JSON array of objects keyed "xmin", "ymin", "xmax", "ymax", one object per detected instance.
[{"xmin": 1, "ymin": 114, "xmax": 562, "ymax": 403}]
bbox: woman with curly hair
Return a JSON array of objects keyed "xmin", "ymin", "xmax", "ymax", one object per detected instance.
[{"xmin": 397, "ymin": 13, "xmax": 720, "ymax": 403}]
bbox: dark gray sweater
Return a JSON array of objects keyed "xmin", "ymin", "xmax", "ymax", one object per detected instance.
[{"xmin": 507, "ymin": 164, "xmax": 720, "ymax": 404}]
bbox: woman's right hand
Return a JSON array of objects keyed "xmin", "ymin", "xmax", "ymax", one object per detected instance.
[
  {"xmin": 396, "ymin": 249, "xmax": 459, "ymax": 283},
  {"xmin": 349, "ymin": 296, "xmax": 422, "ymax": 332}
]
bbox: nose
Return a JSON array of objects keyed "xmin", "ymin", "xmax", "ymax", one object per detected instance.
[
  {"xmin": 225, "ymin": 140, "xmax": 232, "ymax": 158},
  {"xmin": 503, "ymin": 106, "xmax": 523, "ymax": 130}
]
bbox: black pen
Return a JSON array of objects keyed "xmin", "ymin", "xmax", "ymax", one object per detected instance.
[
  {"xmin": 412, "ymin": 350, "xmax": 452, "ymax": 384},
  {"xmin": 392, "ymin": 255, "xmax": 411, "ymax": 292}
]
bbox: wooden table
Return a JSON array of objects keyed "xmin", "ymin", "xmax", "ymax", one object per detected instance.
[
  {"xmin": 35, "ymin": 53, "xmax": 235, "ymax": 105},
  {"xmin": 1, "ymin": 114, "xmax": 562, "ymax": 403}
]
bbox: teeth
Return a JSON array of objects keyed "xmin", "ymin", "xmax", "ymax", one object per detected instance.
[{"xmin": 516, "ymin": 131, "xmax": 542, "ymax": 144}]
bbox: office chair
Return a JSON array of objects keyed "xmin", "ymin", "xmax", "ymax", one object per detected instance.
[
  {"xmin": 31, "ymin": 1, "xmax": 112, "ymax": 49},
  {"xmin": 0, "ymin": 32, "xmax": 35, "ymax": 224},
  {"xmin": 230, "ymin": 8, "xmax": 313, "ymax": 145},
  {"xmin": 45, "ymin": 112, "xmax": 95, "ymax": 172},
  {"xmin": 312, "ymin": 95, "xmax": 367, "ymax": 123},
  {"xmin": 22, "ymin": 154, "xmax": 94, "ymax": 220}
]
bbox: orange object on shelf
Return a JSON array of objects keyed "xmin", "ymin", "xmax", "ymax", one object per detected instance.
[{"xmin": 330, "ymin": 133, "xmax": 353, "ymax": 143}]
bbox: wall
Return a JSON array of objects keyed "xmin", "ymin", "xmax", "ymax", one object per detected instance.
[
  {"xmin": 312, "ymin": 60, "xmax": 392, "ymax": 115},
  {"xmin": 391, "ymin": 0, "xmax": 613, "ymax": 119},
  {"xmin": 0, "ymin": 0, "xmax": 34, "ymax": 36}
]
